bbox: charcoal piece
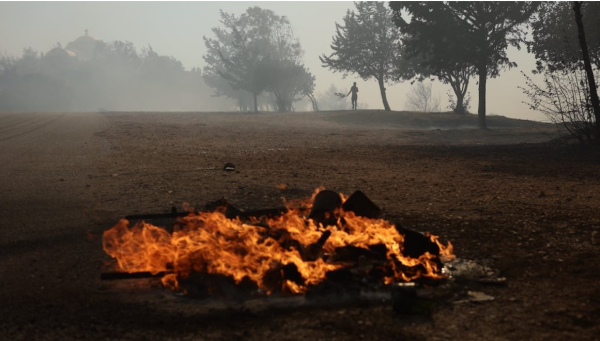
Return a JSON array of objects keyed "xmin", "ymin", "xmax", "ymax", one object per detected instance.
[
  {"xmin": 325, "ymin": 268, "xmax": 354, "ymax": 283},
  {"xmin": 333, "ymin": 245, "xmax": 382, "ymax": 263},
  {"xmin": 205, "ymin": 198, "xmax": 242, "ymax": 219},
  {"xmin": 178, "ymin": 273, "xmax": 259, "ymax": 300},
  {"xmin": 308, "ymin": 190, "xmax": 342, "ymax": 225},
  {"xmin": 367, "ymin": 266, "xmax": 387, "ymax": 281},
  {"xmin": 177, "ymin": 273, "xmax": 248, "ymax": 299},
  {"xmin": 342, "ymin": 190, "xmax": 381, "ymax": 219},
  {"xmin": 262, "ymin": 263, "xmax": 305, "ymax": 294},
  {"xmin": 395, "ymin": 225, "xmax": 440, "ymax": 259},
  {"xmin": 302, "ymin": 230, "xmax": 331, "ymax": 261},
  {"xmin": 223, "ymin": 163, "xmax": 235, "ymax": 171},
  {"xmin": 367, "ymin": 243, "xmax": 388, "ymax": 261}
]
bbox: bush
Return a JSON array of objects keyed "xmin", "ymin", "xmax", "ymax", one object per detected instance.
[{"xmin": 522, "ymin": 69, "xmax": 598, "ymax": 144}]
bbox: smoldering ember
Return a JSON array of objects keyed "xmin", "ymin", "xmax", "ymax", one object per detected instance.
[{"xmin": 2, "ymin": 1, "xmax": 600, "ymax": 341}]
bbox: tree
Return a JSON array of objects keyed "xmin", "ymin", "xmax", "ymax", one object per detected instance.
[
  {"xmin": 203, "ymin": 11, "xmax": 259, "ymax": 111},
  {"xmin": 264, "ymin": 58, "xmax": 315, "ymax": 112},
  {"xmin": 405, "ymin": 81, "xmax": 440, "ymax": 112},
  {"xmin": 528, "ymin": 2, "xmax": 600, "ymax": 73},
  {"xmin": 522, "ymin": 1, "xmax": 599, "ymax": 143},
  {"xmin": 573, "ymin": 1, "xmax": 600, "ymax": 139},
  {"xmin": 204, "ymin": 7, "xmax": 315, "ymax": 112},
  {"xmin": 320, "ymin": 1, "xmax": 401, "ymax": 111},
  {"xmin": 392, "ymin": 2, "xmax": 538, "ymax": 128},
  {"xmin": 0, "ymin": 39, "xmax": 226, "ymax": 112},
  {"xmin": 391, "ymin": 2, "xmax": 475, "ymax": 114}
]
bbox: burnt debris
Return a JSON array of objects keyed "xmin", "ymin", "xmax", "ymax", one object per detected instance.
[{"xmin": 102, "ymin": 189, "xmax": 451, "ymax": 302}]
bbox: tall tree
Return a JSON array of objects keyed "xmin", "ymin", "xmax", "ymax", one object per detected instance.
[
  {"xmin": 264, "ymin": 58, "xmax": 315, "ymax": 112},
  {"xmin": 204, "ymin": 7, "xmax": 314, "ymax": 112},
  {"xmin": 393, "ymin": 2, "xmax": 538, "ymax": 128},
  {"xmin": 528, "ymin": 1, "xmax": 600, "ymax": 73},
  {"xmin": 391, "ymin": 2, "xmax": 475, "ymax": 114},
  {"xmin": 573, "ymin": 1, "xmax": 600, "ymax": 139},
  {"xmin": 203, "ymin": 12, "xmax": 253, "ymax": 111},
  {"xmin": 320, "ymin": 1, "xmax": 401, "ymax": 111}
]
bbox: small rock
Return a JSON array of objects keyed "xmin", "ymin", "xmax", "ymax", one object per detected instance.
[{"xmin": 223, "ymin": 163, "xmax": 235, "ymax": 172}]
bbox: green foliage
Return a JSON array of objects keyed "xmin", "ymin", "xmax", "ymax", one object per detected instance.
[
  {"xmin": 392, "ymin": 1, "xmax": 539, "ymax": 127},
  {"xmin": 203, "ymin": 7, "xmax": 314, "ymax": 112},
  {"xmin": 391, "ymin": 2, "xmax": 474, "ymax": 114},
  {"xmin": 528, "ymin": 2, "xmax": 600, "ymax": 73},
  {"xmin": 320, "ymin": 1, "xmax": 401, "ymax": 111}
]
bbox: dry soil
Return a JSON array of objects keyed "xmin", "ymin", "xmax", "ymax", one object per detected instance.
[{"xmin": 1, "ymin": 110, "xmax": 599, "ymax": 340}]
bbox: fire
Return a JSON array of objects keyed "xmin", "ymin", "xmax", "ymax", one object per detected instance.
[{"xmin": 103, "ymin": 189, "xmax": 453, "ymax": 294}]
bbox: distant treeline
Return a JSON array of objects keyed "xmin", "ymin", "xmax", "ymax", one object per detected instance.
[{"xmin": 0, "ymin": 40, "xmax": 231, "ymax": 112}]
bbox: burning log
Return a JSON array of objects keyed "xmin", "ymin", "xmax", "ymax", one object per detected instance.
[
  {"xmin": 302, "ymin": 230, "xmax": 332, "ymax": 261},
  {"xmin": 262, "ymin": 263, "xmax": 305, "ymax": 294}
]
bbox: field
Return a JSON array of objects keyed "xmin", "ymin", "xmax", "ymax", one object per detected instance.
[{"xmin": 1, "ymin": 110, "xmax": 599, "ymax": 340}]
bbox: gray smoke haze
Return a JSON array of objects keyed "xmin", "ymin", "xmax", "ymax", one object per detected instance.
[{"xmin": 0, "ymin": 1, "xmax": 545, "ymax": 119}]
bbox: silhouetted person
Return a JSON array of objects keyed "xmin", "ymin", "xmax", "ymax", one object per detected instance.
[{"xmin": 347, "ymin": 82, "xmax": 358, "ymax": 110}]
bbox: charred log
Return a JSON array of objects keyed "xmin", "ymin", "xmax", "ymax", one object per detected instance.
[
  {"xmin": 302, "ymin": 230, "xmax": 331, "ymax": 261},
  {"xmin": 395, "ymin": 225, "xmax": 440, "ymax": 259},
  {"xmin": 333, "ymin": 245, "xmax": 386, "ymax": 263},
  {"xmin": 262, "ymin": 263, "xmax": 305, "ymax": 294},
  {"xmin": 342, "ymin": 190, "xmax": 382, "ymax": 219},
  {"xmin": 308, "ymin": 190, "xmax": 342, "ymax": 225}
]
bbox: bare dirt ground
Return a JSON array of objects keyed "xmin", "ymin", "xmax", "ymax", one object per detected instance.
[{"xmin": 1, "ymin": 110, "xmax": 599, "ymax": 340}]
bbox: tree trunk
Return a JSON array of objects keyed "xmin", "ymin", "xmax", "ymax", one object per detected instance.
[
  {"xmin": 307, "ymin": 93, "xmax": 319, "ymax": 111},
  {"xmin": 477, "ymin": 65, "xmax": 487, "ymax": 129},
  {"xmin": 378, "ymin": 78, "xmax": 391, "ymax": 111},
  {"xmin": 253, "ymin": 92, "xmax": 258, "ymax": 113},
  {"xmin": 455, "ymin": 92, "xmax": 466, "ymax": 114},
  {"xmin": 573, "ymin": 1, "xmax": 600, "ymax": 141}
]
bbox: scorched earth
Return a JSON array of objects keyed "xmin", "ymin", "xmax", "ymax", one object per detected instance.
[{"xmin": 0, "ymin": 110, "xmax": 599, "ymax": 340}]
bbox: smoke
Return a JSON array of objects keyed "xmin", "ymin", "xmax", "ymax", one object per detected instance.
[{"xmin": 0, "ymin": 38, "xmax": 233, "ymax": 112}]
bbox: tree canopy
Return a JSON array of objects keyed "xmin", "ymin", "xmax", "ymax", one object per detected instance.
[
  {"xmin": 392, "ymin": 1, "xmax": 538, "ymax": 128},
  {"xmin": 320, "ymin": 1, "xmax": 401, "ymax": 111},
  {"xmin": 203, "ymin": 7, "xmax": 315, "ymax": 112},
  {"xmin": 528, "ymin": 2, "xmax": 600, "ymax": 73},
  {"xmin": 391, "ymin": 2, "xmax": 475, "ymax": 114}
]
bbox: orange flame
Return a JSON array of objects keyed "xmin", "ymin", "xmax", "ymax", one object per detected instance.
[{"xmin": 103, "ymin": 190, "xmax": 453, "ymax": 294}]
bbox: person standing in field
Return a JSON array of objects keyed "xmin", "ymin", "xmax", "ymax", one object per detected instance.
[{"xmin": 347, "ymin": 82, "xmax": 358, "ymax": 110}]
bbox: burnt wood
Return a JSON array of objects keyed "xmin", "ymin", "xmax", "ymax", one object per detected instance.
[
  {"xmin": 342, "ymin": 190, "xmax": 382, "ymax": 219},
  {"xmin": 395, "ymin": 225, "xmax": 440, "ymax": 259},
  {"xmin": 308, "ymin": 190, "xmax": 342, "ymax": 225}
]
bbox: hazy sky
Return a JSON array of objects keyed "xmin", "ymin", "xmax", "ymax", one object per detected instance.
[{"xmin": 0, "ymin": 1, "xmax": 545, "ymax": 121}]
